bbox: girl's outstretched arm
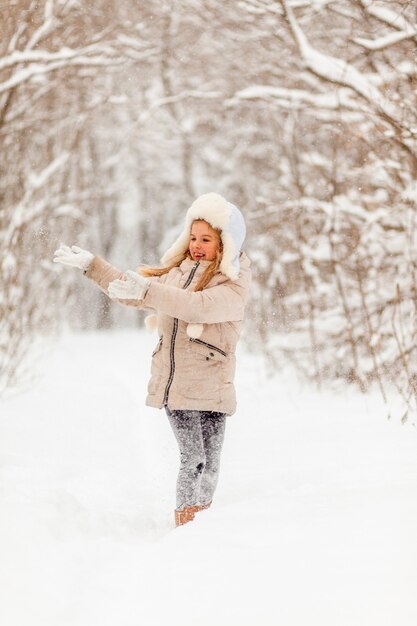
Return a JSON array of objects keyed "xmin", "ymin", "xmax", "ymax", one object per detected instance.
[
  {"xmin": 53, "ymin": 246, "xmax": 122, "ymax": 299},
  {"xmin": 141, "ymin": 277, "xmax": 249, "ymax": 324},
  {"xmin": 53, "ymin": 245, "xmax": 153, "ymax": 309}
]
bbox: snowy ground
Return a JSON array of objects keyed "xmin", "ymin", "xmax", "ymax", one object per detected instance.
[{"xmin": 0, "ymin": 330, "xmax": 416, "ymax": 626}]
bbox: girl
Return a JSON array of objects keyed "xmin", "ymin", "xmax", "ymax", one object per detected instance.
[{"xmin": 53, "ymin": 192, "xmax": 251, "ymax": 526}]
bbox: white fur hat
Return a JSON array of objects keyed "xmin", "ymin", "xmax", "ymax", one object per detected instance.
[{"xmin": 161, "ymin": 192, "xmax": 246, "ymax": 280}]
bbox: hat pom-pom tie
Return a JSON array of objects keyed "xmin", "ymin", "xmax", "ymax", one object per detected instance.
[
  {"xmin": 144, "ymin": 314, "xmax": 158, "ymax": 332},
  {"xmin": 186, "ymin": 323, "xmax": 204, "ymax": 339}
]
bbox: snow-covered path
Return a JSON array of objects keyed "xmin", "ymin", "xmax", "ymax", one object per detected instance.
[{"xmin": 1, "ymin": 331, "xmax": 416, "ymax": 626}]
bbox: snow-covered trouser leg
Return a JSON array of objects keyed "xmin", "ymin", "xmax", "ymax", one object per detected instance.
[
  {"xmin": 166, "ymin": 409, "xmax": 226, "ymax": 509},
  {"xmin": 199, "ymin": 412, "xmax": 226, "ymax": 506}
]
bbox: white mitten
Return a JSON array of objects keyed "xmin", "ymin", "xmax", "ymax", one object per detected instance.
[
  {"xmin": 53, "ymin": 244, "xmax": 94, "ymax": 271},
  {"xmin": 108, "ymin": 270, "xmax": 150, "ymax": 300}
]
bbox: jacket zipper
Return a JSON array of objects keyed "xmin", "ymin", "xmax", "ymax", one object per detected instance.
[
  {"xmin": 189, "ymin": 338, "xmax": 227, "ymax": 357},
  {"xmin": 163, "ymin": 262, "xmax": 200, "ymax": 407}
]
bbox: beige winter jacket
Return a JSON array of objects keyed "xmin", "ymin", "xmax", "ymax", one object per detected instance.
[{"xmin": 85, "ymin": 253, "xmax": 251, "ymax": 415}]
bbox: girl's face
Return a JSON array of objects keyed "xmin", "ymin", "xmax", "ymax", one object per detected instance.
[{"xmin": 189, "ymin": 220, "xmax": 221, "ymax": 262}]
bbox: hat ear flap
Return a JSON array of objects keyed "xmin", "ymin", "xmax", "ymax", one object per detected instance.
[{"xmin": 160, "ymin": 221, "xmax": 192, "ymax": 267}]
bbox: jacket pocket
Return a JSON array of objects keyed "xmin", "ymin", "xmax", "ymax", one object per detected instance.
[
  {"xmin": 185, "ymin": 338, "xmax": 228, "ymax": 400},
  {"xmin": 189, "ymin": 338, "xmax": 227, "ymax": 362}
]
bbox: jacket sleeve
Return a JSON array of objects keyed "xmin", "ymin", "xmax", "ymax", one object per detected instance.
[
  {"xmin": 84, "ymin": 256, "xmax": 155, "ymax": 310},
  {"xmin": 142, "ymin": 269, "xmax": 251, "ymax": 323},
  {"xmin": 85, "ymin": 256, "xmax": 123, "ymax": 294}
]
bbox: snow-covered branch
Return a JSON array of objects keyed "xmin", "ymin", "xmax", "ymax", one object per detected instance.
[
  {"xmin": 0, "ymin": 45, "xmax": 120, "ymax": 72},
  {"xmin": 0, "ymin": 55, "xmax": 125, "ymax": 96},
  {"xmin": 231, "ymin": 84, "xmax": 360, "ymax": 111},
  {"xmin": 240, "ymin": 0, "xmax": 336, "ymax": 14},
  {"xmin": 361, "ymin": 0, "xmax": 416, "ymax": 33},
  {"xmin": 137, "ymin": 90, "xmax": 223, "ymax": 123},
  {"xmin": 7, "ymin": 0, "xmax": 74, "ymax": 56},
  {"xmin": 288, "ymin": 0, "xmax": 337, "ymax": 7},
  {"xmin": 353, "ymin": 29, "xmax": 417, "ymax": 51},
  {"xmin": 354, "ymin": 1, "xmax": 417, "ymax": 52},
  {"xmin": 279, "ymin": 0, "xmax": 407, "ymax": 134},
  {"xmin": 25, "ymin": 12, "xmax": 58, "ymax": 51}
]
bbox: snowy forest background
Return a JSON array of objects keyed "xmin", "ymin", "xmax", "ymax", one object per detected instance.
[{"xmin": 1, "ymin": 0, "xmax": 416, "ymax": 418}]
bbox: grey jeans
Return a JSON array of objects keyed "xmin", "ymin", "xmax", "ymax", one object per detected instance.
[{"xmin": 166, "ymin": 409, "xmax": 226, "ymax": 509}]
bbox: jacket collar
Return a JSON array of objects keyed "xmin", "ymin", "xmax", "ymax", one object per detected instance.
[
  {"xmin": 179, "ymin": 252, "xmax": 249, "ymax": 283},
  {"xmin": 179, "ymin": 257, "xmax": 211, "ymax": 274}
]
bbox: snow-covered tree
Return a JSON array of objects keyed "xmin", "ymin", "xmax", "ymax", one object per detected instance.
[
  {"xmin": 238, "ymin": 0, "xmax": 417, "ymax": 417},
  {"xmin": 0, "ymin": 0, "xmax": 145, "ymax": 387}
]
